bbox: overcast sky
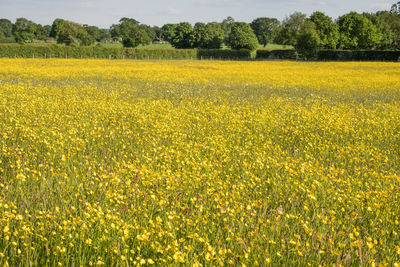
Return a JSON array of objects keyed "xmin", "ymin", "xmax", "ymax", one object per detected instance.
[{"xmin": 0, "ymin": 0, "xmax": 396, "ymax": 28}]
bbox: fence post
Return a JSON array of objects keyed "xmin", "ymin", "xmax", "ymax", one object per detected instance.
[
  {"xmin": 33, "ymin": 53, "xmax": 34, "ymax": 59},
  {"xmin": 109, "ymin": 55, "xmax": 111, "ymax": 60}
]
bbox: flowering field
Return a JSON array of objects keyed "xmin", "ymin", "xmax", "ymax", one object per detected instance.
[{"xmin": 0, "ymin": 59, "xmax": 400, "ymax": 266}]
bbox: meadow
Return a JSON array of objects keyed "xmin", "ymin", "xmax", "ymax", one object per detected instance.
[{"xmin": 0, "ymin": 59, "xmax": 400, "ymax": 266}]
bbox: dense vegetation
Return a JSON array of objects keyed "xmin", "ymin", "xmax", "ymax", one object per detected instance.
[{"xmin": 1, "ymin": 2, "xmax": 400, "ymax": 54}]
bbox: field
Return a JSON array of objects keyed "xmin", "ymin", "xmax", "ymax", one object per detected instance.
[{"xmin": 0, "ymin": 59, "xmax": 400, "ymax": 266}]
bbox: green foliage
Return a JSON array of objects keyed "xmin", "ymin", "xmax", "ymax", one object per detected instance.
[
  {"xmin": 50, "ymin": 18, "xmax": 65, "ymax": 39},
  {"xmin": 34, "ymin": 24, "xmax": 49, "ymax": 40},
  {"xmin": 338, "ymin": 12, "xmax": 382, "ymax": 49},
  {"xmin": 78, "ymin": 32, "xmax": 95, "ymax": 46},
  {"xmin": 111, "ymin": 18, "xmax": 151, "ymax": 48},
  {"xmin": 83, "ymin": 25, "xmax": 100, "ymax": 41},
  {"xmin": 98, "ymin": 29, "xmax": 111, "ymax": 42},
  {"xmin": 374, "ymin": 11, "xmax": 400, "ymax": 49},
  {"xmin": 274, "ymin": 12, "xmax": 307, "ymax": 46},
  {"xmin": 226, "ymin": 22, "xmax": 258, "ymax": 51},
  {"xmin": 139, "ymin": 24, "xmax": 156, "ymax": 42},
  {"xmin": 317, "ymin": 49, "xmax": 400, "ymax": 61},
  {"xmin": 250, "ymin": 17, "xmax": 280, "ymax": 47},
  {"xmin": 193, "ymin": 22, "xmax": 224, "ymax": 49},
  {"xmin": 256, "ymin": 49, "xmax": 297, "ymax": 60},
  {"xmin": 160, "ymin": 24, "xmax": 177, "ymax": 43},
  {"xmin": 12, "ymin": 18, "xmax": 37, "ymax": 43},
  {"xmin": 0, "ymin": 19, "xmax": 13, "ymax": 38},
  {"xmin": 0, "ymin": 44, "xmax": 196, "ymax": 59},
  {"xmin": 221, "ymin": 16, "xmax": 235, "ymax": 38},
  {"xmin": 170, "ymin": 22, "xmax": 194, "ymax": 49},
  {"xmin": 124, "ymin": 48, "xmax": 196, "ymax": 59},
  {"xmin": 56, "ymin": 20, "xmax": 86, "ymax": 45},
  {"xmin": 309, "ymin": 11, "xmax": 339, "ymax": 49},
  {"xmin": 295, "ymin": 26, "xmax": 320, "ymax": 60}
]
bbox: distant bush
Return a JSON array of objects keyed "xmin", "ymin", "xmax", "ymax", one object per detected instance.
[
  {"xmin": 0, "ymin": 37, "xmax": 16, "ymax": 43},
  {"xmin": 256, "ymin": 49, "xmax": 297, "ymax": 60},
  {"xmin": 0, "ymin": 44, "xmax": 195, "ymax": 59},
  {"xmin": 317, "ymin": 50, "xmax": 400, "ymax": 61}
]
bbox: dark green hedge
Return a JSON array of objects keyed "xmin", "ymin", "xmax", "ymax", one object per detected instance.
[
  {"xmin": 197, "ymin": 49, "xmax": 252, "ymax": 60},
  {"xmin": 317, "ymin": 50, "xmax": 400, "ymax": 61},
  {"xmin": 124, "ymin": 48, "xmax": 196, "ymax": 59},
  {"xmin": 2, "ymin": 44, "xmax": 399, "ymax": 61},
  {"xmin": 0, "ymin": 44, "xmax": 253, "ymax": 60},
  {"xmin": 0, "ymin": 44, "xmax": 197, "ymax": 59},
  {"xmin": 0, "ymin": 38, "xmax": 16, "ymax": 44},
  {"xmin": 256, "ymin": 49, "xmax": 297, "ymax": 60}
]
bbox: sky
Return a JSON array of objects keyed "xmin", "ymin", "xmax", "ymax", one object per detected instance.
[{"xmin": 0, "ymin": 0, "xmax": 396, "ymax": 28}]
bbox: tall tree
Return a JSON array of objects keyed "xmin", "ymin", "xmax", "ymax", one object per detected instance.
[
  {"xmin": 0, "ymin": 19, "xmax": 13, "ymax": 38},
  {"xmin": 50, "ymin": 18, "xmax": 65, "ymax": 39},
  {"xmin": 139, "ymin": 24, "xmax": 156, "ymax": 42},
  {"xmin": 193, "ymin": 22, "xmax": 224, "ymax": 49},
  {"xmin": 12, "ymin": 18, "xmax": 37, "ymax": 43},
  {"xmin": 160, "ymin": 24, "xmax": 177, "ymax": 43},
  {"xmin": 250, "ymin": 17, "xmax": 280, "ymax": 47},
  {"xmin": 295, "ymin": 20, "xmax": 320, "ymax": 60},
  {"xmin": 274, "ymin": 12, "xmax": 307, "ymax": 46},
  {"xmin": 34, "ymin": 24, "xmax": 49, "ymax": 40},
  {"xmin": 309, "ymin": 11, "xmax": 339, "ymax": 49},
  {"xmin": 56, "ymin": 20, "xmax": 87, "ymax": 45},
  {"xmin": 170, "ymin": 22, "xmax": 194, "ymax": 49},
  {"xmin": 221, "ymin": 16, "xmax": 235, "ymax": 37},
  {"xmin": 98, "ymin": 29, "xmax": 111, "ymax": 42},
  {"xmin": 375, "ymin": 11, "xmax": 400, "ymax": 49},
  {"xmin": 337, "ymin": 12, "xmax": 382, "ymax": 49},
  {"xmin": 111, "ymin": 18, "xmax": 150, "ymax": 47},
  {"xmin": 83, "ymin": 25, "xmax": 100, "ymax": 41},
  {"xmin": 226, "ymin": 22, "xmax": 259, "ymax": 50}
]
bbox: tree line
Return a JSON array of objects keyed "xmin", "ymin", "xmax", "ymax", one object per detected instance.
[{"xmin": 1, "ymin": 2, "xmax": 399, "ymax": 54}]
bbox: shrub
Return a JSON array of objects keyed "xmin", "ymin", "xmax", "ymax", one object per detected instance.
[{"xmin": 256, "ymin": 49, "xmax": 297, "ymax": 60}]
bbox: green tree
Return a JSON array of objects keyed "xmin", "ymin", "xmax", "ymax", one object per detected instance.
[
  {"xmin": 99, "ymin": 29, "xmax": 111, "ymax": 42},
  {"xmin": 221, "ymin": 16, "xmax": 235, "ymax": 37},
  {"xmin": 363, "ymin": 12, "xmax": 394, "ymax": 49},
  {"xmin": 78, "ymin": 32, "xmax": 95, "ymax": 46},
  {"xmin": 193, "ymin": 22, "xmax": 224, "ymax": 49},
  {"xmin": 338, "ymin": 12, "xmax": 382, "ymax": 49},
  {"xmin": 170, "ymin": 22, "xmax": 194, "ymax": 49},
  {"xmin": 139, "ymin": 24, "xmax": 156, "ymax": 42},
  {"xmin": 56, "ymin": 20, "xmax": 86, "ymax": 45},
  {"xmin": 226, "ymin": 22, "xmax": 259, "ymax": 50},
  {"xmin": 309, "ymin": 11, "xmax": 339, "ymax": 49},
  {"xmin": 12, "ymin": 18, "xmax": 37, "ymax": 43},
  {"xmin": 83, "ymin": 25, "xmax": 100, "ymax": 41},
  {"xmin": 295, "ymin": 21, "xmax": 320, "ymax": 60},
  {"xmin": 50, "ymin": 18, "xmax": 65, "ymax": 39},
  {"xmin": 160, "ymin": 24, "xmax": 177, "ymax": 43},
  {"xmin": 34, "ymin": 24, "xmax": 49, "ymax": 40},
  {"xmin": 375, "ymin": 11, "xmax": 400, "ymax": 49},
  {"xmin": 0, "ymin": 19, "xmax": 13, "ymax": 38},
  {"xmin": 111, "ymin": 18, "xmax": 150, "ymax": 47},
  {"xmin": 250, "ymin": 17, "xmax": 280, "ymax": 47},
  {"xmin": 274, "ymin": 12, "xmax": 307, "ymax": 46}
]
